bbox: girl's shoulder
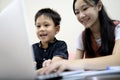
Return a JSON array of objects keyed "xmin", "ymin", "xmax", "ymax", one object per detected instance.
[
  {"xmin": 113, "ymin": 20, "xmax": 120, "ymax": 30},
  {"xmin": 113, "ymin": 20, "xmax": 120, "ymax": 26}
]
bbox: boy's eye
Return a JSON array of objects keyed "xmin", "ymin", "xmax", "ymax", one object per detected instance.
[
  {"xmin": 36, "ymin": 25, "xmax": 41, "ymax": 28},
  {"xmin": 44, "ymin": 24, "xmax": 49, "ymax": 27}
]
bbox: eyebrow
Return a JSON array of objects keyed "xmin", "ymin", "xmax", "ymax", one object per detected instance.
[{"xmin": 75, "ymin": 3, "xmax": 88, "ymax": 11}]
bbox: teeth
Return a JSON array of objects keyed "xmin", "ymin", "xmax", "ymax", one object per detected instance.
[
  {"xmin": 82, "ymin": 21, "xmax": 86, "ymax": 24},
  {"xmin": 82, "ymin": 19, "xmax": 89, "ymax": 25},
  {"xmin": 81, "ymin": 17, "xmax": 89, "ymax": 24},
  {"xmin": 40, "ymin": 34, "xmax": 47, "ymax": 36}
]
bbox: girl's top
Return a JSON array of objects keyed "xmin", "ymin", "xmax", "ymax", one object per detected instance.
[{"xmin": 75, "ymin": 23, "xmax": 120, "ymax": 58}]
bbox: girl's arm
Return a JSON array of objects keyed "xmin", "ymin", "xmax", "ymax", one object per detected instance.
[
  {"xmin": 75, "ymin": 49, "xmax": 84, "ymax": 59},
  {"xmin": 38, "ymin": 40, "xmax": 120, "ymax": 74},
  {"xmin": 42, "ymin": 56, "xmax": 65, "ymax": 68},
  {"xmin": 71, "ymin": 39, "xmax": 120, "ymax": 70}
]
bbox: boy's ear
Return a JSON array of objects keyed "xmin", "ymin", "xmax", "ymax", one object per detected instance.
[
  {"xmin": 55, "ymin": 25, "xmax": 60, "ymax": 34},
  {"xmin": 97, "ymin": 0, "xmax": 102, "ymax": 11}
]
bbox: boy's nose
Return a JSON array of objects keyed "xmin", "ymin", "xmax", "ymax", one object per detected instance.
[{"xmin": 39, "ymin": 26, "xmax": 45, "ymax": 31}]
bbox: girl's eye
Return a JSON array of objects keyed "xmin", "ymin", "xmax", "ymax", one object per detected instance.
[
  {"xmin": 83, "ymin": 7, "xmax": 88, "ymax": 11},
  {"xmin": 75, "ymin": 11, "xmax": 79, "ymax": 15}
]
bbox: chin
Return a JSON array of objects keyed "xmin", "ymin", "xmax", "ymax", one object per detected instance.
[
  {"xmin": 84, "ymin": 23, "xmax": 92, "ymax": 28},
  {"xmin": 84, "ymin": 25, "xmax": 90, "ymax": 28},
  {"xmin": 40, "ymin": 39, "xmax": 47, "ymax": 42}
]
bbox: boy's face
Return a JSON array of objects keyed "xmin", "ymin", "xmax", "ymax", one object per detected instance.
[{"xmin": 35, "ymin": 15, "xmax": 59, "ymax": 43}]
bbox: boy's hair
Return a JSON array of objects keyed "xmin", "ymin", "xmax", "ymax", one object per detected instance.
[
  {"xmin": 73, "ymin": 0, "xmax": 115, "ymax": 57},
  {"xmin": 35, "ymin": 8, "xmax": 61, "ymax": 26}
]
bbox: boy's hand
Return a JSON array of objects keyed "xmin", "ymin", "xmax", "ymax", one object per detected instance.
[
  {"xmin": 34, "ymin": 61, "xmax": 37, "ymax": 66},
  {"xmin": 42, "ymin": 59, "xmax": 52, "ymax": 67}
]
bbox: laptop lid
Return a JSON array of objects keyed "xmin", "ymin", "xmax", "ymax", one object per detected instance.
[{"xmin": 0, "ymin": 0, "xmax": 36, "ymax": 79}]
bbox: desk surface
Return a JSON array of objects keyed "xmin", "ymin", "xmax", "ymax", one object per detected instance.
[
  {"xmin": 37, "ymin": 69, "xmax": 120, "ymax": 80},
  {"xmin": 85, "ymin": 74, "xmax": 120, "ymax": 80}
]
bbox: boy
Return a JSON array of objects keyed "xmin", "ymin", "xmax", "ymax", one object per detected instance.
[{"xmin": 32, "ymin": 8, "xmax": 68, "ymax": 70}]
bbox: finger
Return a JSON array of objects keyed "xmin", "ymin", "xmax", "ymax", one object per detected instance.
[
  {"xmin": 57, "ymin": 65, "xmax": 66, "ymax": 73},
  {"xmin": 36, "ymin": 68, "xmax": 44, "ymax": 75},
  {"xmin": 46, "ymin": 60, "xmax": 52, "ymax": 67},
  {"xmin": 42, "ymin": 59, "xmax": 52, "ymax": 67},
  {"xmin": 34, "ymin": 61, "xmax": 37, "ymax": 66},
  {"xmin": 45, "ymin": 63, "xmax": 60, "ymax": 74},
  {"xmin": 42, "ymin": 61, "xmax": 47, "ymax": 67},
  {"xmin": 39, "ymin": 67, "xmax": 50, "ymax": 75}
]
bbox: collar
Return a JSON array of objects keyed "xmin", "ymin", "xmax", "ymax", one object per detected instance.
[{"xmin": 39, "ymin": 38, "xmax": 57, "ymax": 48}]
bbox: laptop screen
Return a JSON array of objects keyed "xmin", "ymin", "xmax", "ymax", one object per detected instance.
[{"xmin": 0, "ymin": 0, "xmax": 36, "ymax": 79}]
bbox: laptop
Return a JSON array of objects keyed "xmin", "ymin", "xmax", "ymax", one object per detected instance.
[
  {"xmin": 0, "ymin": 0, "xmax": 36, "ymax": 79},
  {"xmin": 1, "ymin": 0, "xmax": 120, "ymax": 80}
]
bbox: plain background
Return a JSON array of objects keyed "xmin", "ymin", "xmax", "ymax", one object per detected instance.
[{"xmin": 0, "ymin": 0, "xmax": 120, "ymax": 54}]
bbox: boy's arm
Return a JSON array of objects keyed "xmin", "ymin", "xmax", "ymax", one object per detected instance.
[{"xmin": 36, "ymin": 56, "xmax": 64, "ymax": 75}]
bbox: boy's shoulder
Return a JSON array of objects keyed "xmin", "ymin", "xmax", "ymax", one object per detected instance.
[
  {"xmin": 54, "ymin": 40, "xmax": 67, "ymax": 47},
  {"xmin": 56, "ymin": 39, "xmax": 67, "ymax": 44},
  {"xmin": 32, "ymin": 42, "xmax": 39, "ymax": 47}
]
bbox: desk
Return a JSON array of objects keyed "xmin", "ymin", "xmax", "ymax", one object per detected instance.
[
  {"xmin": 85, "ymin": 74, "xmax": 120, "ymax": 80},
  {"xmin": 37, "ymin": 69, "xmax": 120, "ymax": 80},
  {"xmin": 61, "ymin": 69, "xmax": 120, "ymax": 80}
]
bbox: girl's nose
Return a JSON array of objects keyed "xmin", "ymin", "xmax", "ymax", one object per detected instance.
[{"xmin": 79, "ymin": 12, "xmax": 85, "ymax": 19}]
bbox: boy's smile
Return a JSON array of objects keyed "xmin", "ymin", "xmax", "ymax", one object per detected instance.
[{"xmin": 40, "ymin": 33, "xmax": 47, "ymax": 38}]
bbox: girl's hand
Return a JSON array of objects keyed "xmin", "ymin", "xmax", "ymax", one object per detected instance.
[
  {"xmin": 38, "ymin": 60, "xmax": 69, "ymax": 75},
  {"xmin": 38, "ymin": 59, "xmax": 84, "ymax": 75},
  {"xmin": 42, "ymin": 59, "xmax": 52, "ymax": 67}
]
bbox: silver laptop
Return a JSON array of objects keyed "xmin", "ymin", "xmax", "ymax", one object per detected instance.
[
  {"xmin": 0, "ymin": 0, "xmax": 85, "ymax": 80},
  {"xmin": 1, "ymin": 0, "xmax": 120, "ymax": 80},
  {"xmin": 0, "ymin": 0, "xmax": 36, "ymax": 79}
]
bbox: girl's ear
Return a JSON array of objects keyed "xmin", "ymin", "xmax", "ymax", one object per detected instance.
[
  {"xmin": 97, "ymin": 0, "xmax": 102, "ymax": 11},
  {"xmin": 55, "ymin": 25, "xmax": 60, "ymax": 34}
]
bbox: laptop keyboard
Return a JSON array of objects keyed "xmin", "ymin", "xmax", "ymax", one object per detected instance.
[
  {"xmin": 37, "ymin": 70, "xmax": 84, "ymax": 80},
  {"xmin": 37, "ymin": 73, "xmax": 62, "ymax": 80}
]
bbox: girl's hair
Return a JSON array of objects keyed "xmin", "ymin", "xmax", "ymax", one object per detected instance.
[
  {"xmin": 35, "ymin": 8, "xmax": 61, "ymax": 26},
  {"xmin": 73, "ymin": 0, "xmax": 115, "ymax": 57}
]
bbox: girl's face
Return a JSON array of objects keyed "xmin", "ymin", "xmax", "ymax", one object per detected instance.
[
  {"xmin": 74, "ymin": 0, "xmax": 102, "ymax": 28},
  {"xmin": 35, "ymin": 15, "xmax": 59, "ymax": 44}
]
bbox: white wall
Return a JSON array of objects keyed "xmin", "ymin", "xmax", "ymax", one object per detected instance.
[
  {"xmin": 1, "ymin": 0, "xmax": 120, "ymax": 54},
  {"xmin": 0, "ymin": 0, "xmax": 12, "ymax": 12},
  {"xmin": 102, "ymin": 0, "xmax": 120, "ymax": 20},
  {"xmin": 24, "ymin": 0, "xmax": 84, "ymax": 54}
]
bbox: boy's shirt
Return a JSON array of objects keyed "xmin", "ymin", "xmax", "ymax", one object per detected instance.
[{"xmin": 32, "ymin": 38, "xmax": 68, "ymax": 69}]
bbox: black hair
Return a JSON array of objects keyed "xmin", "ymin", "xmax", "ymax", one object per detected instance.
[
  {"xmin": 73, "ymin": 0, "xmax": 115, "ymax": 57},
  {"xmin": 35, "ymin": 8, "xmax": 61, "ymax": 26}
]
